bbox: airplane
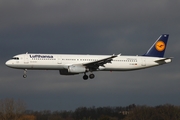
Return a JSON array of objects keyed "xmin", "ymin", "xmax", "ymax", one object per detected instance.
[{"xmin": 5, "ymin": 34, "xmax": 172, "ymax": 80}]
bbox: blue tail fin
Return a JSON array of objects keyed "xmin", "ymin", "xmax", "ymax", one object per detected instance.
[{"xmin": 143, "ymin": 34, "xmax": 169, "ymax": 57}]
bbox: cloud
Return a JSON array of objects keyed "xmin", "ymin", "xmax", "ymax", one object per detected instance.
[
  {"xmin": 0, "ymin": 0, "xmax": 180, "ymax": 110},
  {"xmin": 1, "ymin": 0, "xmax": 180, "ymax": 30}
]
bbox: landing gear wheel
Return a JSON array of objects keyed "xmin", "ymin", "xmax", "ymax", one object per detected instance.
[
  {"xmin": 83, "ymin": 74, "xmax": 88, "ymax": 80},
  {"xmin": 89, "ymin": 74, "xmax": 95, "ymax": 79},
  {"xmin": 23, "ymin": 69, "xmax": 27, "ymax": 78},
  {"xmin": 23, "ymin": 74, "xmax": 27, "ymax": 78}
]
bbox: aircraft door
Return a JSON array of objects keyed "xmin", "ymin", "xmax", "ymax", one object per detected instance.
[
  {"xmin": 141, "ymin": 58, "xmax": 146, "ymax": 66},
  {"xmin": 57, "ymin": 56, "xmax": 62, "ymax": 64},
  {"xmin": 24, "ymin": 53, "xmax": 29, "ymax": 64}
]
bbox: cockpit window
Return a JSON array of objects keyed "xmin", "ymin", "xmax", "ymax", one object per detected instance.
[{"xmin": 11, "ymin": 57, "xmax": 19, "ymax": 60}]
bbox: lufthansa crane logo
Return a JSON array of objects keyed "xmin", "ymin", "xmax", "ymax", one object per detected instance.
[{"xmin": 155, "ymin": 41, "xmax": 165, "ymax": 51}]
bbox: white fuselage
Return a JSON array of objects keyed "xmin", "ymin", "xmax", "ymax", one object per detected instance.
[
  {"xmin": 5, "ymin": 34, "xmax": 172, "ymax": 79},
  {"xmin": 5, "ymin": 53, "xmax": 171, "ymax": 71}
]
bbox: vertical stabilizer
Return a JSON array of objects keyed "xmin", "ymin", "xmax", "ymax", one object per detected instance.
[{"xmin": 143, "ymin": 34, "xmax": 169, "ymax": 57}]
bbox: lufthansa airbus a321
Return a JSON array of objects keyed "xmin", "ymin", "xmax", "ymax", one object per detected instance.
[{"xmin": 6, "ymin": 34, "xmax": 172, "ymax": 80}]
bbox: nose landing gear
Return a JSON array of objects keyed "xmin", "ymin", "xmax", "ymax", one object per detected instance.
[{"xmin": 23, "ymin": 69, "xmax": 27, "ymax": 78}]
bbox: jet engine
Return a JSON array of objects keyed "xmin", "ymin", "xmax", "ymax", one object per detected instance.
[
  {"xmin": 59, "ymin": 69, "xmax": 79, "ymax": 75},
  {"xmin": 68, "ymin": 65, "xmax": 86, "ymax": 73}
]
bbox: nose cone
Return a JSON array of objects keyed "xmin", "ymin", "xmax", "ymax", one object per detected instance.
[{"xmin": 5, "ymin": 60, "xmax": 11, "ymax": 67}]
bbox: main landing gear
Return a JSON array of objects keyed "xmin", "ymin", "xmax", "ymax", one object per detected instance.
[
  {"xmin": 83, "ymin": 73, "xmax": 95, "ymax": 80},
  {"xmin": 23, "ymin": 69, "xmax": 27, "ymax": 78}
]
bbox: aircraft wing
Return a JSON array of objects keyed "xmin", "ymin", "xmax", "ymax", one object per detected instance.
[{"xmin": 83, "ymin": 55, "xmax": 117, "ymax": 69}]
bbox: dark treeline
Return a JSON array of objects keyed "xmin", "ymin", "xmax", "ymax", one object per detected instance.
[
  {"xmin": 1, "ymin": 98, "xmax": 180, "ymax": 120},
  {"xmin": 26, "ymin": 104, "xmax": 180, "ymax": 120},
  {"xmin": 26, "ymin": 104, "xmax": 135, "ymax": 120}
]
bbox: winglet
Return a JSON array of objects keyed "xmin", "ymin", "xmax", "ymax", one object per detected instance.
[
  {"xmin": 118, "ymin": 53, "xmax": 121, "ymax": 56},
  {"xmin": 143, "ymin": 34, "xmax": 169, "ymax": 57}
]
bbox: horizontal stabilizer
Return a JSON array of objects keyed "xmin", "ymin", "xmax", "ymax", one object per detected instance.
[{"xmin": 155, "ymin": 57, "xmax": 173, "ymax": 64}]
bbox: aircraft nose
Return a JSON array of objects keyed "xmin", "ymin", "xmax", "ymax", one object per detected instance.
[{"xmin": 5, "ymin": 60, "xmax": 11, "ymax": 67}]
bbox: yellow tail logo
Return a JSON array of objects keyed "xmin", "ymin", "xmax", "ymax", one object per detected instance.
[{"xmin": 155, "ymin": 41, "xmax": 165, "ymax": 51}]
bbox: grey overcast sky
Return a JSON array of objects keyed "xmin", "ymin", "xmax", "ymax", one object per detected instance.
[{"xmin": 0, "ymin": 0, "xmax": 180, "ymax": 111}]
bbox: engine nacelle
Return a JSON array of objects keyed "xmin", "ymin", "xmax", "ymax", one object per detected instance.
[
  {"xmin": 68, "ymin": 65, "xmax": 86, "ymax": 73},
  {"xmin": 59, "ymin": 69, "xmax": 79, "ymax": 75}
]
